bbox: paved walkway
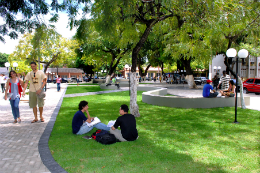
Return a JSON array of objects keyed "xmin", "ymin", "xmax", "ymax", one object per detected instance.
[{"xmin": 0, "ymin": 83, "xmax": 65, "ymax": 173}]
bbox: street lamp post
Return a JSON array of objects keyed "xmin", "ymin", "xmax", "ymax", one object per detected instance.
[
  {"xmin": 13, "ymin": 62, "xmax": 18, "ymax": 70},
  {"xmin": 5, "ymin": 62, "xmax": 10, "ymax": 71},
  {"xmin": 125, "ymin": 64, "xmax": 130, "ymax": 96},
  {"xmin": 226, "ymin": 48, "xmax": 248, "ymax": 123}
]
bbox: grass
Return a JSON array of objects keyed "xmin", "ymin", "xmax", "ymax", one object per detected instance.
[
  {"xmin": 68, "ymin": 83, "xmax": 98, "ymax": 85},
  {"xmin": 49, "ymin": 90, "xmax": 260, "ymax": 173},
  {"xmin": 65, "ymin": 85, "xmax": 109, "ymax": 94}
]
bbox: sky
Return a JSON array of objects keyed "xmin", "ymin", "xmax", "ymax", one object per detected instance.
[{"xmin": 0, "ymin": 12, "xmax": 79, "ymax": 54}]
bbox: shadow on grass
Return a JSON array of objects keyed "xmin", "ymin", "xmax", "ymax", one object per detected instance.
[{"xmin": 49, "ymin": 91, "xmax": 259, "ymax": 173}]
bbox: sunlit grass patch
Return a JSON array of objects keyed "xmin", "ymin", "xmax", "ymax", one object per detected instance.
[
  {"xmin": 49, "ymin": 91, "xmax": 260, "ymax": 173},
  {"xmin": 65, "ymin": 85, "xmax": 109, "ymax": 94}
]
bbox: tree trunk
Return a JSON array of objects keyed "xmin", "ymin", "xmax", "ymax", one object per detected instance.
[
  {"xmin": 130, "ymin": 72, "xmax": 139, "ymax": 117},
  {"xmin": 238, "ymin": 76, "xmax": 246, "ymax": 109},
  {"xmin": 181, "ymin": 57, "xmax": 197, "ymax": 89},
  {"xmin": 105, "ymin": 75, "xmax": 111, "ymax": 84}
]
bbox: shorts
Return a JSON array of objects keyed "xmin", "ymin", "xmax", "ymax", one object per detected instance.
[{"xmin": 29, "ymin": 92, "xmax": 44, "ymax": 108}]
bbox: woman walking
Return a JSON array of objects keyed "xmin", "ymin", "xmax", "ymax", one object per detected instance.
[
  {"xmin": 56, "ymin": 75, "xmax": 62, "ymax": 92},
  {"xmin": 77, "ymin": 75, "xmax": 80, "ymax": 86},
  {"xmin": 5, "ymin": 70, "xmax": 24, "ymax": 123}
]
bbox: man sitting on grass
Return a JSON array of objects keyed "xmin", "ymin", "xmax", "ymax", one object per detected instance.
[
  {"xmin": 203, "ymin": 80, "xmax": 219, "ymax": 98},
  {"xmin": 72, "ymin": 100, "xmax": 110, "ymax": 135},
  {"xmin": 110, "ymin": 104, "xmax": 138, "ymax": 142}
]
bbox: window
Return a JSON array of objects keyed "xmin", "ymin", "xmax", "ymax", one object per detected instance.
[
  {"xmin": 246, "ymin": 79, "xmax": 254, "ymax": 84},
  {"xmin": 254, "ymin": 79, "xmax": 260, "ymax": 85},
  {"xmin": 250, "ymin": 62, "xmax": 255, "ymax": 66}
]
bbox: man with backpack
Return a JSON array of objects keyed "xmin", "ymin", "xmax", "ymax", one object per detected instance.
[{"xmin": 110, "ymin": 104, "xmax": 138, "ymax": 142}]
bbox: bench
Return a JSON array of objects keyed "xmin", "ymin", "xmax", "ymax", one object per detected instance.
[{"xmin": 139, "ymin": 87, "xmax": 250, "ymax": 109}]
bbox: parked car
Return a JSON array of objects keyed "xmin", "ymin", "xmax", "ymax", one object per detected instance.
[
  {"xmin": 116, "ymin": 77, "xmax": 124, "ymax": 79},
  {"xmin": 201, "ymin": 77, "xmax": 208, "ymax": 84},
  {"xmin": 243, "ymin": 78, "xmax": 260, "ymax": 94},
  {"xmin": 47, "ymin": 78, "xmax": 53, "ymax": 83},
  {"xmin": 194, "ymin": 77, "xmax": 202, "ymax": 85},
  {"xmin": 70, "ymin": 77, "xmax": 82, "ymax": 83},
  {"xmin": 83, "ymin": 77, "xmax": 90, "ymax": 82}
]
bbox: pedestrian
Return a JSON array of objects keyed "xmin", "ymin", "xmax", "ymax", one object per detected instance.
[
  {"xmin": 159, "ymin": 76, "xmax": 162, "ymax": 83},
  {"xmin": 218, "ymin": 71, "xmax": 231, "ymax": 91},
  {"xmin": 77, "ymin": 75, "xmax": 80, "ymax": 86},
  {"xmin": 5, "ymin": 70, "xmax": 24, "ymax": 123},
  {"xmin": 0, "ymin": 73, "xmax": 7, "ymax": 93},
  {"xmin": 56, "ymin": 75, "xmax": 62, "ymax": 92},
  {"xmin": 110, "ymin": 104, "xmax": 138, "ymax": 142},
  {"xmin": 212, "ymin": 75, "xmax": 220, "ymax": 91},
  {"xmin": 22, "ymin": 62, "xmax": 47, "ymax": 123}
]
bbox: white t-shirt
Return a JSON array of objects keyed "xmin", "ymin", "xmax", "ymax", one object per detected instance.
[
  {"xmin": 0, "ymin": 76, "xmax": 7, "ymax": 84},
  {"xmin": 25, "ymin": 70, "xmax": 47, "ymax": 92}
]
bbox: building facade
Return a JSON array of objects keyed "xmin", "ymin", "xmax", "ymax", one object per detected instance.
[{"xmin": 209, "ymin": 54, "xmax": 260, "ymax": 80}]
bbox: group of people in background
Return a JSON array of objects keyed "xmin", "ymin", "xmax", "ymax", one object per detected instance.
[{"xmin": 203, "ymin": 70, "xmax": 236, "ymax": 98}]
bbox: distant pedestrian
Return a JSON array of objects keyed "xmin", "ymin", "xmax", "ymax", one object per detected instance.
[
  {"xmin": 212, "ymin": 75, "xmax": 220, "ymax": 91},
  {"xmin": 23, "ymin": 62, "xmax": 47, "ymax": 123},
  {"xmin": 203, "ymin": 80, "xmax": 218, "ymax": 98},
  {"xmin": 0, "ymin": 73, "xmax": 7, "ymax": 93},
  {"xmin": 5, "ymin": 70, "xmax": 24, "ymax": 123},
  {"xmin": 218, "ymin": 71, "xmax": 231, "ymax": 91},
  {"xmin": 56, "ymin": 75, "xmax": 62, "ymax": 92},
  {"xmin": 77, "ymin": 75, "xmax": 80, "ymax": 86},
  {"xmin": 159, "ymin": 76, "xmax": 162, "ymax": 83}
]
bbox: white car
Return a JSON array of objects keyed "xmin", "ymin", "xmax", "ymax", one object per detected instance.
[{"xmin": 116, "ymin": 77, "xmax": 124, "ymax": 79}]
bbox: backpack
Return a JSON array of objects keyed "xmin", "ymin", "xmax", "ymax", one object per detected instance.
[
  {"xmin": 91, "ymin": 130, "xmax": 102, "ymax": 140},
  {"xmin": 96, "ymin": 133, "xmax": 117, "ymax": 145},
  {"xmin": 91, "ymin": 130, "xmax": 109, "ymax": 140}
]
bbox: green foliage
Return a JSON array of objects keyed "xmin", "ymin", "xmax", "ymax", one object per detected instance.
[
  {"xmin": 49, "ymin": 91, "xmax": 260, "ymax": 173},
  {"xmin": 0, "ymin": 53, "xmax": 9, "ymax": 67}
]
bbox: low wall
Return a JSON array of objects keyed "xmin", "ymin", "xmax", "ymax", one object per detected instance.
[{"xmin": 140, "ymin": 87, "xmax": 250, "ymax": 109}]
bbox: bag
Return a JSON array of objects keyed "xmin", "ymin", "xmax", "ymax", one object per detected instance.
[
  {"xmin": 91, "ymin": 130, "xmax": 102, "ymax": 140},
  {"xmin": 4, "ymin": 93, "xmax": 13, "ymax": 99},
  {"xmin": 96, "ymin": 133, "xmax": 117, "ymax": 145},
  {"xmin": 37, "ymin": 90, "xmax": 46, "ymax": 99}
]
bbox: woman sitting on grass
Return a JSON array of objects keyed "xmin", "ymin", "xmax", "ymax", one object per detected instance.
[
  {"xmin": 220, "ymin": 80, "xmax": 236, "ymax": 97},
  {"xmin": 72, "ymin": 100, "xmax": 110, "ymax": 135}
]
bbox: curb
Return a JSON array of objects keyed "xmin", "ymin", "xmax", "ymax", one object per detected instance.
[{"xmin": 38, "ymin": 85, "xmax": 68, "ymax": 173}]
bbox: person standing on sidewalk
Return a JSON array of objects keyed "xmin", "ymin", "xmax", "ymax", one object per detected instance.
[
  {"xmin": 0, "ymin": 73, "xmax": 7, "ymax": 93},
  {"xmin": 218, "ymin": 70, "xmax": 230, "ymax": 91},
  {"xmin": 5, "ymin": 70, "xmax": 24, "ymax": 123},
  {"xmin": 22, "ymin": 62, "xmax": 47, "ymax": 123},
  {"xmin": 56, "ymin": 75, "xmax": 62, "ymax": 92}
]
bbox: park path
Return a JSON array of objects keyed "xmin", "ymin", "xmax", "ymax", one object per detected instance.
[
  {"xmin": 0, "ymin": 83, "xmax": 129, "ymax": 173},
  {"xmin": 0, "ymin": 83, "xmax": 65, "ymax": 173}
]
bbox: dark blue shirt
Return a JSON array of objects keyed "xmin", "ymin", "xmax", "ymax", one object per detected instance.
[
  {"xmin": 203, "ymin": 84, "xmax": 213, "ymax": 97},
  {"xmin": 72, "ymin": 110, "xmax": 87, "ymax": 134}
]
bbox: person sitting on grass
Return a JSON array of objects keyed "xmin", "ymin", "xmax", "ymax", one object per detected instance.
[
  {"xmin": 203, "ymin": 80, "xmax": 219, "ymax": 98},
  {"xmin": 72, "ymin": 100, "xmax": 110, "ymax": 135},
  {"xmin": 220, "ymin": 80, "xmax": 236, "ymax": 97},
  {"xmin": 110, "ymin": 104, "xmax": 138, "ymax": 142}
]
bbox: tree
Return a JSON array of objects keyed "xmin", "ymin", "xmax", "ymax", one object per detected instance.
[
  {"xmin": 0, "ymin": 0, "xmax": 63, "ymax": 42},
  {"xmin": 9, "ymin": 27, "xmax": 79, "ymax": 73},
  {"xmin": 0, "ymin": 53, "xmax": 9, "ymax": 67},
  {"xmin": 75, "ymin": 19, "xmax": 132, "ymax": 83}
]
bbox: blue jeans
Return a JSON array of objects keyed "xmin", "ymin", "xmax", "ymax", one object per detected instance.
[
  {"xmin": 9, "ymin": 98, "xmax": 20, "ymax": 120},
  {"xmin": 76, "ymin": 122, "xmax": 110, "ymax": 135},
  {"xmin": 57, "ymin": 83, "xmax": 60, "ymax": 91},
  {"xmin": 207, "ymin": 92, "xmax": 219, "ymax": 98}
]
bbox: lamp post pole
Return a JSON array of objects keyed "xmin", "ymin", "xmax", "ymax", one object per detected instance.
[{"xmin": 226, "ymin": 48, "xmax": 248, "ymax": 123}]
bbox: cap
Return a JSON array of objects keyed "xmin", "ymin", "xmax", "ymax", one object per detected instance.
[{"xmin": 206, "ymin": 80, "xmax": 212, "ymax": 83}]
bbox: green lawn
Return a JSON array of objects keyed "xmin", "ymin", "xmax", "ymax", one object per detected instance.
[
  {"xmin": 65, "ymin": 86, "xmax": 108, "ymax": 94},
  {"xmin": 49, "ymin": 90, "xmax": 260, "ymax": 173},
  {"xmin": 68, "ymin": 83, "xmax": 98, "ymax": 85}
]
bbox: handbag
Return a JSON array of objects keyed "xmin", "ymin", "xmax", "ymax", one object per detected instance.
[{"xmin": 30, "ymin": 72, "xmax": 46, "ymax": 99}]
